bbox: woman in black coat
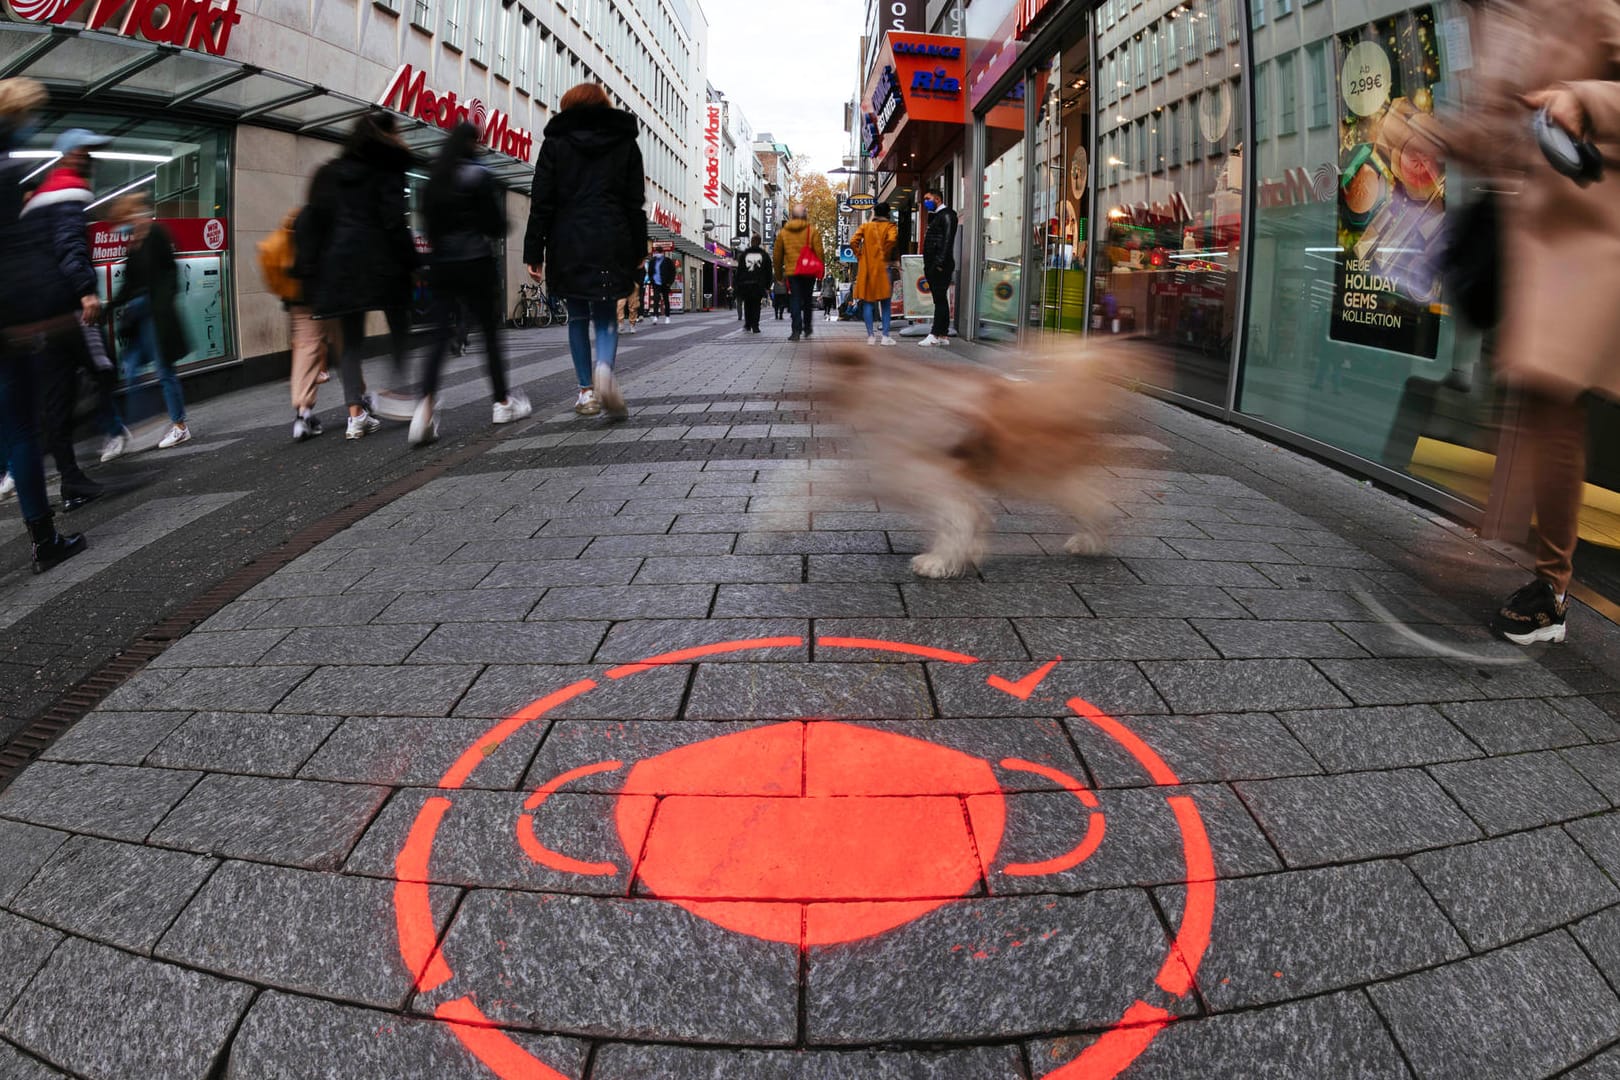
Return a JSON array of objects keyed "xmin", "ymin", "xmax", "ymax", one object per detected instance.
[
  {"xmin": 409, "ymin": 121, "xmax": 529, "ymax": 445},
  {"xmin": 297, "ymin": 111, "xmax": 416, "ymax": 439},
  {"xmin": 111, "ymin": 192, "xmax": 191, "ymax": 448},
  {"xmin": 523, "ymin": 82, "xmax": 647, "ymax": 418}
]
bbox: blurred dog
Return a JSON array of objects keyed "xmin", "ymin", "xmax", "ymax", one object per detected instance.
[{"xmin": 823, "ymin": 343, "xmax": 1149, "ymax": 578}]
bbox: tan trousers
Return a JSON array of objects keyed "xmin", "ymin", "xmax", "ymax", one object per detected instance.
[
  {"xmin": 289, "ymin": 305, "xmax": 335, "ymax": 412},
  {"xmin": 1522, "ymin": 393, "xmax": 1588, "ymax": 595},
  {"xmin": 617, "ymin": 288, "xmax": 640, "ymax": 324}
]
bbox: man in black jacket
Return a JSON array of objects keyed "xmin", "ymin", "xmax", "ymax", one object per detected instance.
[
  {"xmin": 646, "ymin": 251, "xmax": 676, "ymax": 324},
  {"xmin": 918, "ymin": 186, "xmax": 958, "ymax": 347},
  {"xmin": 735, "ymin": 235, "xmax": 771, "ymax": 333}
]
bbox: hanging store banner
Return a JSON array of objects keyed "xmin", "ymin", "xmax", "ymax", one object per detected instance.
[
  {"xmin": 703, "ymin": 103, "xmax": 723, "ymax": 208},
  {"xmin": 734, "ymin": 192, "xmax": 749, "ymax": 237},
  {"xmin": 1329, "ymin": 6, "xmax": 1444, "ymax": 358}
]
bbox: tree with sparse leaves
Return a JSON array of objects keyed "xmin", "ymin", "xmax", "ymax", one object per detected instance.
[{"xmin": 796, "ymin": 170, "xmax": 847, "ymax": 280}]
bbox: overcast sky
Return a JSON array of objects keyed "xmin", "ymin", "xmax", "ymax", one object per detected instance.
[{"xmin": 697, "ymin": 0, "xmax": 866, "ymax": 174}]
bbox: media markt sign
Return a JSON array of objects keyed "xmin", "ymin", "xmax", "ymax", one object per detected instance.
[
  {"xmin": 3, "ymin": 0, "xmax": 241, "ymax": 55},
  {"xmin": 379, "ymin": 65, "xmax": 534, "ymax": 163},
  {"xmin": 702, "ymin": 103, "xmax": 722, "ymax": 209}
]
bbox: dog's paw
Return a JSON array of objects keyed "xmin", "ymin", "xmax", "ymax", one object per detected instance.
[
  {"xmin": 911, "ymin": 552, "xmax": 969, "ymax": 578},
  {"xmin": 1064, "ymin": 529, "xmax": 1107, "ymax": 556}
]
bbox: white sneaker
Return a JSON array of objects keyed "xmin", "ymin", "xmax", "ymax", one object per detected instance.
[
  {"xmin": 100, "ymin": 426, "xmax": 130, "ymax": 462},
  {"xmin": 918, "ymin": 334, "xmax": 944, "ymax": 347},
  {"xmin": 662, "ymin": 316, "xmax": 671, "ymax": 324},
  {"xmin": 292, "ymin": 415, "xmax": 310, "ymax": 441},
  {"xmin": 409, "ymin": 397, "xmax": 439, "ymax": 445},
  {"xmin": 574, "ymin": 388, "xmax": 602, "ymax": 416},
  {"xmin": 0, "ymin": 473, "xmax": 14, "ymax": 500},
  {"xmin": 157, "ymin": 424, "xmax": 191, "ymax": 449},
  {"xmin": 879, "ymin": 336, "xmax": 898, "ymax": 346},
  {"xmin": 627, "ymin": 321, "xmax": 637, "ymax": 334},
  {"xmin": 594, "ymin": 362, "xmax": 627, "ymax": 418},
  {"xmin": 867, "ymin": 333, "xmax": 877, "ymax": 345},
  {"xmin": 492, "ymin": 390, "xmax": 533, "ymax": 425},
  {"xmin": 345, "ymin": 411, "xmax": 380, "ymax": 440}
]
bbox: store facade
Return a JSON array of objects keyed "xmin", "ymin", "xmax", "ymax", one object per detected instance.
[
  {"xmin": 2, "ymin": 0, "xmax": 708, "ymax": 388},
  {"xmin": 937, "ymin": 0, "xmax": 1620, "ymax": 585}
]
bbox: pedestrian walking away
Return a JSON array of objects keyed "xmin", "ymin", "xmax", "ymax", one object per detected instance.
[
  {"xmin": 1410, "ymin": 0, "xmax": 1620, "ymax": 644},
  {"xmin": 821, "ymin": 274, "xmax": 838, "ymax": 322},
  {"xmin": 298, "ymin": 110, "xmax": 417, "ymax": 440},
  {"xmin": 260, "ymin": 206, "xmax": 334, "ymax": 441},
  {"xmin": 736, "ymin": 234, "xmax": 772, "ymax": 333},
  {"xmin": 525, "ymin": 81, "xmax": 648, "ymax": 420},
  {"xmin": 771, "ymin": 277, "xmax": 788, "ymax": 320},
  {"xmin": 852, "ymin": 201, "xmax": 899, "ymax": 346},
  {"xmin": 773, "ymin": 203, "xmax": 825, "ymax": 342},
  {"xmin": 411, "ymin": 121, "xmax": 528, "ymax": 446},
  {"xmin": 0, "ymin": 77, "xmax": 86, "ymax": 573},
  {"xmin": 919, "ymin": 185, "xmax": 957, "ymax": 346},
  {"xmin": 111, "ymin": 192, "xmax": 192, "ymax": 448}
]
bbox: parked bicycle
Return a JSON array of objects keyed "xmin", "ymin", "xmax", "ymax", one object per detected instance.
[{"xmin": 509, "ymin": 282, "xmax": 569, "ymax": 329}]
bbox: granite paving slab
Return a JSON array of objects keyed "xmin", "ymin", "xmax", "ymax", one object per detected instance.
[
  {"xmin": 8, "ymin": 835, "xmax": 213, "ymax": 953},
  {"xmin": 1568, "ymin": 812, "xmax": 1620, "ymax": 880},
  {"xmin": 1277, "ymin": 704, "xmax": 1482, "ymax": 771},
  {"xmin": 0, "ymin": 762, "xmax": 200, "ymax": 841},
  {"xmin": 156, "ymin": 860, "xmax": 457, "ymax": 1009},
  {"xmin": 1565, "ymin": 743, "xmax": 1620, "ymax": 802},
  {"xmin": 405, "ymin": 621, "xmax": 609, "ymax": 665},
  {"xmin": 448, "ymin": 537, "xmax": 593, "ymax": 562},
  {"xmin": 0, "ymin": 936, "xmax": 253, "ymax": 1080},
  {"xmin": 1370, "ymin": 932, "xmax": 1620, "ymax": 1080},
  {"xmin": 976, "ymin": 554, "xmax": 1140, "ymax": 584},
  {"xmin": 225, "ymin": 991, "xmax": 590, "ymax": 1080},
  {"xmin": 1140, "ymin": 659, "xmax": 1351, "ymax": 713},
  {"xmin": 0, "ymin": 1041, "xmax": 67, "ymax": 1079},
  {"xmin": 634, "ymin": 555, "xmax": 803, "ymax": 584},
  {"xmin": 811, "ymin": 618, "xmax": 1029, "ymax": 661},
  {"xmin": 274, "ymin": 664, "xmax": 483, "ymax": 717},
  {"xmin": 529, "ymin": 584, "xmax": 716, "ymax": 620},
  {"xmin": 145, "ymin": 628, "xmax": 291, "ymax": 668},
  {"xmin": 1191, "ymin": 619, "xmax": 1369, "ymax": 659},
  {"xmin": 806, "ymin": 554, "xmax": 948, "ymax": 583},
  {"xmin": 1572, "ymin": 906, "xmax": 1620, "ymax": 994},
  {"xmin": 99, "ymin": 665, "xmax": 314, "ymax": 713},
  {"xmin": 582, "ymin": 533, "xmax": 736, "ymax": 557},
  {"xmin": 902, "ymin": 582, "xmax": 1092, "ymax": 619},
  {"xmin": 453, "ymin": 663, "xmax": 690, "ymax": 720},
  {"xmin": 0, "ymin": 909, "xmax": 61, "ymax": 1017},
  {"xmin": 684, "ymin": 662, "xmax": 934, "ymax": 720},
  {"xmin": 247, "ymin": 593, "xmax": 396, "ymax": 628},
  {"xmin": 417, "ymin": 890, "xmax": 799, "ymax": 1043},
  {"xmin": 259, "ymin": 624, "xmax": 436, "ymax": 665},
  {"xmin": 375, "ymin": 587, "xmax": 545, "ymax": 624},
  {"xmin": 38, "ymin": 710, "xmax": 191, "ymax": 765},
  {"xmin": 593, "ymin": 619, "xmax": 809, "ymax": 663},
  {"xmin": 1236, "ymin": 770, "xmax": 1482, "ymax": 866},
  {"xmin": 298, "ymin": 715, "xmax": 542, "ymax": 789},
  {"xmin": 1077, "ymin": 584, "xmax": 1251, "ymax": 619},
  {"xmin": 144, "ymin": 711, "xmax": 339, "ymax": 776},
  {"xmin": 1014, "ymin": 617, "xmax": 1218, "ymax": 660},
  {"xmin": 1429, "ymin": 752, "xmax": 1610, "ymax": 835},
  {"xmin": 587, "ymin": 1044, "xmax": 1025, "ymax": 1079},
  {"xmin": 0, "ymin": 821, "xmax": 68, "ymax": 904},
  {"xmin": 929, "ymin": 660, "xmax": 1169, "ymax": 717},
  {"xmin": 1068, "ymin": 712, "xmax": 1321, "ymax": 786},
  {"xmin": 733, "ymin": 529, "xmax": 890, "ymax": 554},
  {"xmin": 522, "ymin": 720, "xmax": 790, "ymax": 793},
  {"xmin": 148, "ymin": 774, "xmax": 389, "ymax": 870},
  {"xmin": 712, "ymin": 583, "xmax": 903, "ymax": 618}
]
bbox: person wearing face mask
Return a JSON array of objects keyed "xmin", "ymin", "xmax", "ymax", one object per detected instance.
[
  {"xmin": 918, "ymin": 186, "xmax": 957, "ymax": 347},
  {"xmin": 110, "ymin": 192, "xmax": 191, "ymax": 448}
]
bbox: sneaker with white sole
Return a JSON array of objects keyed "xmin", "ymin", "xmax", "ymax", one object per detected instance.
[
  {"xmin": 879, "ymin": 335, "xmax": 898, "ymax": 346},
  {"xmin": 594, "ymin": 362, "xmax": 627, "ymax": 418},
  {"xmin": 100, "ymin": 426, "xmax": 130, "ymax": 462},
  {"xmin": 1489, "ymin": 578, "xmax": 1568, "ymax": 644},
  {"xmin": 0, "ymin": 472, "xmax": 14, "ymax": 500},
  {"xmin": 663, "ymin": 316, "xmax": 671, "ymax": 325},
  {"xmin": 574, "ymin": 388, "xmax": 602, "ymax": 416},
  {"xmin": 866, "ymin": 333, "xmax": 877, "ymax": 345},
  {"xmin": 918, "ymin": 334, "xmax": 946, "ymax": 347},
  {"xmin": 409, "ymin": 397, "xmax": 439, "ymax": 445},
  {"xmin": 157, "ymin": 424, "xmax": 191, "ymax": 449},
  {"xmin": 292, "ymin": 414, "xmax": 310, "ymax": 441},
  {"xmin": 626, "ymin": 321, "xmax": 637, "ymax": 334},
  {"xmin": 492, "ymin": 390, "xmax": 533, "ymax": 425},
  {"xmin": 345, "ymin": 411, "xmax": 380, "ymax": 440}
]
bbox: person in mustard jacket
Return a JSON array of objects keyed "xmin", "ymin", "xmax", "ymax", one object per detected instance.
[
  {"xmin": 851, "ymin": 202, "xmax": 899, "ymax": 345},
  {"xmin": 771, "ymin": 204, "xmax": 826, "ymax": 342}
]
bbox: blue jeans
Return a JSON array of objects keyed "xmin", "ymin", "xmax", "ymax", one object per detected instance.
[
  {"xmin": 566, "ymin": 299, "xmax": 619, "ymax": 388},
  {"xmin": 862, "ymin": 298, "xmax": 892, "ymax": 336},
  {"xmin": 120, "ymin": 296, "xmax": 186, "ymax": 424},
  {"xmin": 0, "ymin": 347, "xmax": 50, "ymax": 523}
]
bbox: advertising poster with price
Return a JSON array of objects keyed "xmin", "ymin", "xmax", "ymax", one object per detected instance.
[{"xmin": 1329, "ymin": 7, "xmax": 1444, "ymax": 358}]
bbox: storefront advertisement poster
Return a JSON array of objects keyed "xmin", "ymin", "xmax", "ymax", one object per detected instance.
[
  {"xmin": 1329, "ymin": 7, "xmax": 1444, "ymax": 359},
  {"xmin": 899, "ymin": 254, "xmax": 933, "ymax": 319},
  {"xmin": 176, "ymin": 255, "xmax": 226, "ymax": 363},
  {"xmin": 979, "ymin": 259, "xmax": 1019, "ymax": 327}
]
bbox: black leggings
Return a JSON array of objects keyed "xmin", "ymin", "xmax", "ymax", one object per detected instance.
[
  {"xmin": 338, "ymin": 305, "xmax": 409, "ymax": 409},
  {"xmin": 419, "ymin": 257, "xmax": 508, "ymax": 403}
]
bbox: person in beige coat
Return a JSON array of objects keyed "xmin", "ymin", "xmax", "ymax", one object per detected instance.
[
  {"xmin": 1414, "ymin": 0, "xmax": 1620, "ymax": 644},
  {"xmin": 851, "ymin": 202, "xmax": 899, "ymax": 346}
]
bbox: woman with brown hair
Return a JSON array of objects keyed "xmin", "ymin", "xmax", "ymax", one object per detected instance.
[
  {"xmin": 523, "ymin": 82, "xmax": 648, "ymax": 418},
  {"xmin": 851, "ymin": 201, "xmax": 898, "ymax": 346},
  {"xmin": 110, "ymin": 191, "xmax": 191, "ymax": 447}
]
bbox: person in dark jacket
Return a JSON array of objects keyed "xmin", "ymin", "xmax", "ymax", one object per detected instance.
[
  {"xmin": 524, "ymin": 82, "xmax": 648, "ymax": 419},
  {"xmin": 919, "ymin": 185, "xmax": 958, "ymax": 347},
  {"xmin": 0, "ymin": 78, "xmax": 87, "ymax": 572},
  {"xmin": 409, "ymin": 122, "xmax": 529, "ymax": 445},
  {"xmin": 298, "ymin": 111, "xmax": 417, "ymax": 440},
  {"xmin": 736, "ymin": 236, "xmax": 771, "ymax": 333},
  {"xmin": 22, "ymin": 127, "xmax": 124, "ymax": 508},
  {"xmin": 646, "ymin": 251, "xmax": 676, "ymax": 324},
  {"xmin": 111, "ymin": 192, "xmax": 192, "ymax": 447}
]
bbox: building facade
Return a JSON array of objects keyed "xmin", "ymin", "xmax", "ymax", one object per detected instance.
[
  {"xmin": 852, "ymin": 0, "xmax": 1620, "ymax": 594},
  {"xmin": 1, "ymin": 0, "xmax": 717, "ymax": 385}
]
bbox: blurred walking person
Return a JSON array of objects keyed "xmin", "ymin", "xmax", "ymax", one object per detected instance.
[
  {"xmin": 110, "ymin": 192, "xmax": 191, "ymax": 448},
  {"xmin": 260, "ymin": 206, "xmax": 333, "ymax": 440},
  {"xmin": 736, "ymin": 234, "xmax": 771, "ymax": 334},
  {"xmin": 618, "ymin": 278, "xmax": 641, "ymax": 335},
  {"xmin": 525, "ymin": 82, "xmax": 648, "ymax": 420},
  {"xmin": 918, "ymin": 185, "xmax": 957, "ymax": 346},
  {"xmin": 852, "ymin": 201, "xmax": 899, "ymax": 346},
  {"xmin": 0, "ymin": 78, "xmax": 86, "ymax": 571},
  {"xmin": 820, "ymin": 274, "xmax": 838, "ymax": 322},
  {"xmin": 773, "ymin": 204, "xmax": 825, "ymax": 342},
  {"xmin": 771, "ymin": 277, "xmax": 788, "ymax": 320},
  {"xmin": 410, "ymin": 122, "xmax": 528, "ymax": 446},
  {"xmin": 299, "ymin": 111, "xmax": 417, "ymax": 440}
]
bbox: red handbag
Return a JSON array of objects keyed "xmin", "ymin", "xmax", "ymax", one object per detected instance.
[{"xmin": 794, "ymin": 239, "xmax": 825, "ymax": 279}]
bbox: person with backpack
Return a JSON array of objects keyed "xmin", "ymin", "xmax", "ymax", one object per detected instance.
[
  {"xmin": 297, "ymin": 111, "xmax": 417, "ymax": 440},
  {"xmin": 736, "ymin": 234, "xmax": 771, "ymax": 334},
  {"xmin": 110, "ymin": 192, "xmax": 191, "ymax": 449},
  {"xmin": 260, "ymin": 206, "xmax": 334, "ymax": 440},
  {"xmin": 409, "ymin": 121, "xmax": 529, "ymax": 445},
  {"xmin": 0, "ymin": 77, "xmax": 87, "ymax": 573}
]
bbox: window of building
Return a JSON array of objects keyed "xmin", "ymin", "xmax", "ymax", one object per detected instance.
[
  {"xmin": 411, "ymin": 0, "xmax": 432, "ymax": 31},
  {"xmin": 1136, "ymin": 117, "xmax": 1148, "ymax": 172},
  {"xmin": 1168, "ymin": 102, "xmax": 1181, "ymax": 166},
  {"xmin": 470, "ymin": 0, "xmax": 491, "ymax": 64},
  {"xmin": 1134, "ymin": 35, "xmax": 1146, "ymax": 88},
  {"xmin": 1206, "ymin": 0, "xmax": 1220, "ymax": 52},
  {"xmin": 1253, "ymin": 60, "xmax": 1269, "ymax": 141},
  {"xmin": 1277, "ymin": 51, "xmax": 1297, "ymax": 135},
  {"xmin": 1150, "ymin": 23, "xmax": 1162, "ymax": 80},
  {"xmin": 1120, "ymin": 47, "xmax": 1131, "ymax": 93},
  {"xmin": 1307, "ymin": 40, "xmax": 1331, "ymax": 128},
  {"xmin": 442, "ymin": 0, "xmax": 463, "ymax": 47},
  {"xmin": 1166, "ymin": 19, "xmax": 1179, "ymax": 70},
  {"xmin": 1252, "ymin": 0, "xmax": 1266, "ymax": 29},
  {"xmin": 375, "ymin": 0, "xmax": 400, "ymax": 13},
  {"xmin": 1278, "ymin": 0, "xmax": 1293, "ymax": 13},
  {"xmin": 1228, "ymin": 0, "xmax": 1241, "ymax": 42},
  {"xmin": 1152, "ymin": 114, "xmax": 1163, "ymax": 172},
  {"xmin": 494, "ymin": 1, "xmax": 512, "ymax": 79},
  {"xmin": 515, "ymin": 13, "xmax": 532, "ymax": 91}
]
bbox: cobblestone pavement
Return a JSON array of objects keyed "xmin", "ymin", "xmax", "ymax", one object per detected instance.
[{"xmin": 3, "ymin": 317, "xmax": 1620, "ymax": 1078}]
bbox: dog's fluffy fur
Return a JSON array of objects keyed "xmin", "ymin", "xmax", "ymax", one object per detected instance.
[{"xmin": 822, "ymin": 344, "xmax": 1147, "ymax": 578}]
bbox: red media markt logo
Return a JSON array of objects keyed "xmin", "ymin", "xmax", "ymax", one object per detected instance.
[{"xmin": 392, "ymin": 635, "xmax": 1216, "ymax": 1080}]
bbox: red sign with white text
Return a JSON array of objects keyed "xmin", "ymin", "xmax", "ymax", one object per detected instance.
[{"xmin": 88, "ymin": 217, "xmax": 228, "ymax": 263}]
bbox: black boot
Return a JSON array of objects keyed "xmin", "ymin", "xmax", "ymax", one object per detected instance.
[
  {"xmin": 28, "ymin": 516, "xmax": 86, "ymax": 575},
  {"xmin": 60, "ymin": 475, "xmax": 104, "ymax": 512}
]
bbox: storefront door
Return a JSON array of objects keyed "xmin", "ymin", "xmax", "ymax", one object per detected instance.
[{"xmin": 1030, "ymin": 17, "xmax": 1093, "ymax": 338}]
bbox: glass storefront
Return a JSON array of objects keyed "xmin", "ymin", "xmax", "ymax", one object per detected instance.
[
  {"xmin": 14, "ymin": 114, "xmax": 234, "ymax": 373},
  {"xmin": 1030, "ymin": 20, "xmax": 1093, "ymax": 337}
]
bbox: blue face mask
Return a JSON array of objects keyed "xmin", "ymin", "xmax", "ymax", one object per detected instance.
[{"xmin": 923, "ymin": 197, "xmax": 939, "ymax": 212}]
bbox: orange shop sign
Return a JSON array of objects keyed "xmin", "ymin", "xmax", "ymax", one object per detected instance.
[{"xmin": 888, "ymin": 32, "xmax": 967, "ymax": 125}]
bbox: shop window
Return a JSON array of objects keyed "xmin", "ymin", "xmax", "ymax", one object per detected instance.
[
  {"xmin": 1307, "ymin": 40, "xmax": 1330, "ymax": 127},
  {"xmin": 1253, "ymin": 60, "xmax": 1270, "ymax": 141},
  {"xmin": 411, "ymin": 0, "xmax": 432, "ymax": 31}
]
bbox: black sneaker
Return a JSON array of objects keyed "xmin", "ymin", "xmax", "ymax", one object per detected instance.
[
  {"xmin": 1489, "ymin": 578, "xmax": 1568, "ymax": 644},
  {"xmin": 788, "ymin": 333, "xmax": 801, "ymax": 342},
  {"xmin": 60, "ymin": 477, "xmax": 104, "ymax": 512}
]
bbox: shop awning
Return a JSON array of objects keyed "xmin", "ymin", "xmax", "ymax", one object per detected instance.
[
  {"xmin": 648, "ymin": 221, "xmax": 730, "ymax": 266},
  {"xmin": 0, "ymin": 21, "xmax": 538, "ymax": 189}
]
